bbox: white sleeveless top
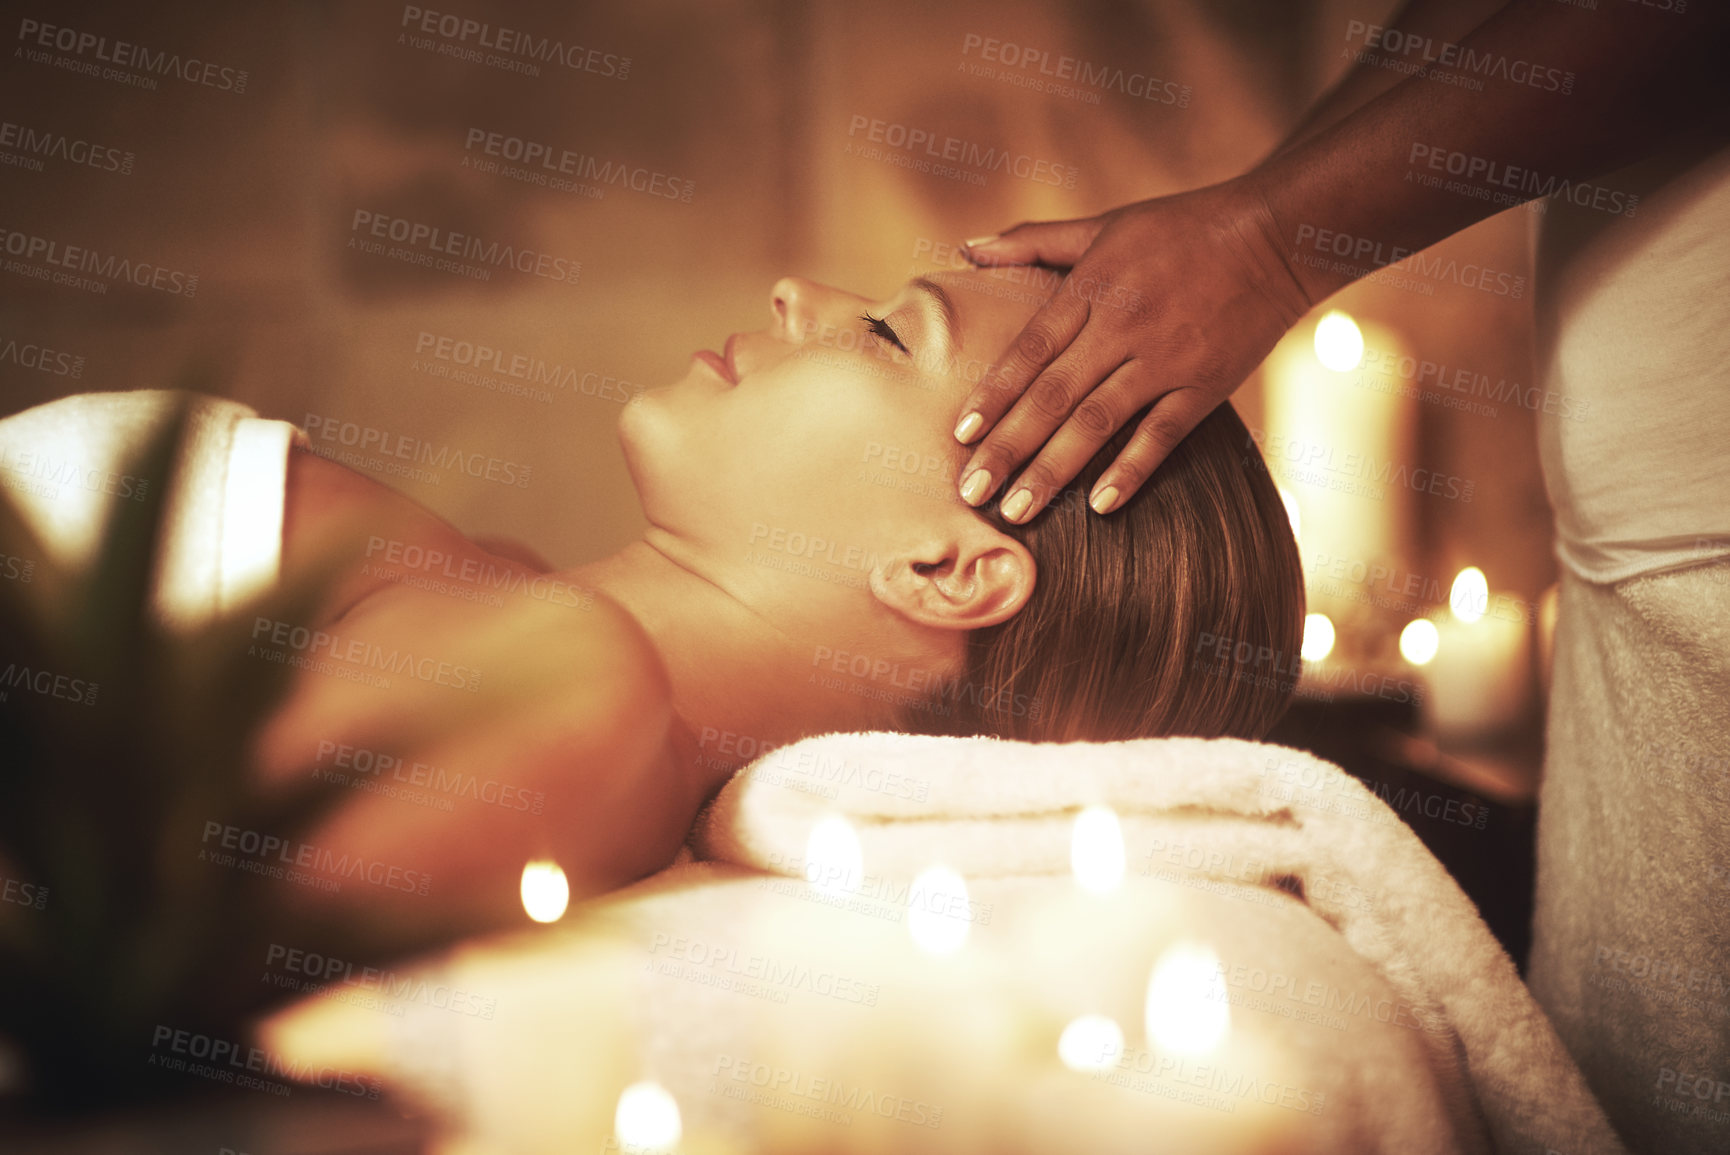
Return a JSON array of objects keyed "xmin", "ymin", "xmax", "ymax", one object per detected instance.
[{"xmin": 1532, "ymin": 138, "xmax": 1730, "ymax": 584}]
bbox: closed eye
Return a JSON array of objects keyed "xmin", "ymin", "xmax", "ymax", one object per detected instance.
[{"xmin": 860, "ymin": 312, "xmax": 909, "ymax": 355}]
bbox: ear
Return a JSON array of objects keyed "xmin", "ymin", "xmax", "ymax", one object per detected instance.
[{"xmin": 868, "ymin": 521, "xmax": 1036, "ymax": 631}]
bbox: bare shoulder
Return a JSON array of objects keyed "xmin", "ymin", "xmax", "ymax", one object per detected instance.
[
  {"xmin": 279, "ymin": 443, "xmax": 670, "ymax": 736},
  {"xmin": 262, "ymin": 452, "xmax": 679, "ymax": 787},
  {"xmin": 259, "ymin": 448, "xmax": 695, "ymax": 891}
]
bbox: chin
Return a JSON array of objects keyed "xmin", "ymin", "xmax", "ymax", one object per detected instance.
[
  {"xmin": 615, "ymin": 389, "xmax": 657, "ymax": 481},
  {"xmin": 614, "ymin": 386, "xmax": 690, "ymax": 519}
]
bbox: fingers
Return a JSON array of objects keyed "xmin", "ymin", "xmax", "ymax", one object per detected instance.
[
  {"xmin": 1088, "ymin": 388, "xmax": 1215, "ymax": 514},
  {"xmin": 962, "ymin": 217, "xmax": 1103, "ymax": 269},
  {"xmin": 956, "ymin": 324, "xmax": 1120, "ymax": 515},
  {"xmin": 981, "ymin": 360, "xmax": 1148, "ymax": 523},
  {"xmin": 952, "ymin": 292, "xmax": 1089, "ymax": 447}
]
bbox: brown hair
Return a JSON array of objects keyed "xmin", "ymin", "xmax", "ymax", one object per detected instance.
[{"xmin": 894, "ymin": 401, "xmax": 1304, "ymax": 742}]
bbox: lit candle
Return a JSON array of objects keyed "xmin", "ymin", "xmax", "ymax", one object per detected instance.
[
  {"xmin": 614, "ymin": 1081, "xmax": 682, "ymax": 1154},
  {"xmin": 907, "ymin": 863, "xmax": 972, "ymax": 956},
  {"xmin": 1057, "ymin": 1013, "xmax": 1124, "ymax": 1072},
  {"xmin": 1070, "ymin": 804, "xmax": 1125, "ymax": 894},
  {"xmin": 805, "ymin": 813, "xmax": 864, "ymax": 897},
  {"xmin": 520, "ymin": 859, "xmax": 569, "ymax": 923},
  {"xmin": 1262, "ymin": 311, "xmax": 1418, "ymax": 627},
  {"xmin": 1411, "ymin": 568, "xmax": 1533, "ymax": 740},
  {"xmin": 1144, "ymin": 940, "xmax": 1230, "ymax": 1056}
]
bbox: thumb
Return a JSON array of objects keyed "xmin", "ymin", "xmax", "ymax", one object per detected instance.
[{"xmin": 962, "ymin": 217, "xmax": 1102, "ymax": 269}]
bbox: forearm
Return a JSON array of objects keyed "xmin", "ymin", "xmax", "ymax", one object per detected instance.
[
  {"xmin": 1267, "ymin": 0, "xmax": 1511, "ymax": 160},
  {"xmin": 1247, "ymin": 0, "xmax": 1729, "ymax": 308}
]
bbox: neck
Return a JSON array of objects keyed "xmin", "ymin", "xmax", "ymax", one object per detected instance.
[{"xmin": 565, "ymin": 535, "xmax": 892, "ymax": 796}]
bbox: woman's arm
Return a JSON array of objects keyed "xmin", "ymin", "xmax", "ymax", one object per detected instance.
[
  {"xmin": 1267, "ymin": 0, "xmax": 1512, "ymax": 160},
  {"xmin": 952, "ymin": 0, "xmax": 1729, "ymax": 518},
  {"xmin": 1255, "ymin": 0, "xmax": 1727, "ymax": 306}
]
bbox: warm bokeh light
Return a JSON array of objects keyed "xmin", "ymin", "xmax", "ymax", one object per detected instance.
[
  {"xmin": 805, "ymin": 813, "xmax": 863, "ymax": 897},
  {"xmin": 1449, "ymin": 566, "xmax": 1489, "ymax": 624},
  {"xmin": 908, "ymin": 864, "xmax": 971, "ymax": 956},
  {"xmin": 520, "ymin": 859, "xmax": 570, "ymax": 923},
  {"xmin": 1145, "ymin": 942, "xmax": 1230, "ymax": 1055},
  {"xmin": 1313, "ymin": 309, "xmax": 1365, "ymax": 371},
  {"xmin": 614, "ymin": 1081, "xmax": 682, "ymax": 1152},
  {"xmin": 1070, "ymin": 804, "xmax": 1126, "ymax": 893},
  {"xmin": 1538, "ymin": 580, "xmax": 1561, "ymax": 693},
  {"xmin": 1300, "ymin": 613, "xmax": 1336, "ymax": 662},
  {"xmin": 1277, "ymin": 486, "xmax": 1302, "ymax": 541},
  {"xmin": 1058, "ymin": 1014, "xmax": 1125, "ymax": 1072},
  {"xmin": 1400, "ymin": 618, "xmax": 1441, "ymax": 666}
]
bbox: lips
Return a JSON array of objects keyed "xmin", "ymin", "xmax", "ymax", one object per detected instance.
[{"xmin": 692, "ymin": 332, "xmax": 741, "ymax": 385}]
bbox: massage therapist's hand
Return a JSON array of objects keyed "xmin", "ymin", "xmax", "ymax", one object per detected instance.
[{"xmin": 954, "ymin": 179, "xmax": 1311, "ymax": 520}]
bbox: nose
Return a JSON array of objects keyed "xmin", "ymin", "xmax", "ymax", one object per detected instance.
[{"xmin": 771, "ymin": 276, "xmax": 821, "ymax": 343}]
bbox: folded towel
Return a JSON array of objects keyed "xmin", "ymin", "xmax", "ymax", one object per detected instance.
[
  {"xmin": 0, "ymin": 389, "xmax": 307, "ymax": 630},
  {"xmin": 694, "ymin": 731, "xmax": 1629, "ymax": 1155}
]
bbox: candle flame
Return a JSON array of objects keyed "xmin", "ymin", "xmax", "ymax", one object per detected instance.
[
  {"xmin": 1059, "ymin": 1014, "xmax": 1125, "ymax": 1071},
  {"xmin": 908, "ymin": 864, "xmax": 971, "ymax": 956},
  {"xmin": 1301, "ymin": 613, "xmax": 1336, "ymax": 662},
  {"xmin": 804, "ymin": 813, "xmax": 863, "ymax": 897},
  {"xmin": 1071, "ymin": 804, "xmax": 1126, "ymax": 893},
  {"xmin": 520, "ymin": 859, "xmax": 569, "ymax": 923},
  {"xmin": 614, "ymin": 1081, "xmax": 682, "ymax": 1152},
  {"xmin": 1314, "ymin": 310, "xmax": 1364, "ymax": 372},
  {"xmin": 1146, "ymin": 942, "xmax": 1230, "ymax": 1055},
  {"xmin": 1449, "ymin": 566, "xmax": 1489, "ymax": 624},
  {"xmin": 1400, "ymin": 618, "xmax": 1440, "ymax": 666}
]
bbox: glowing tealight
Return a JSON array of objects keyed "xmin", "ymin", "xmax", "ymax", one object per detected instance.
[
  {"xmin": 1058, "ymin": 1014, "xmax": 1125, "ymax": 1072},
  {"xmin": 804, "ymin": 813, "xmax": 863, "ymax": 897},
  {"xmin": 520, "ymin": 859, "xmax": 569, "ymax": 923},
  {"xmin": 1313, "ymin": 310, "xmax": 1364, "ymax": 372},
  {"xmin": 614, "ymin": 1081, "xmax": 682, "ymax": 1152},
  {"xmin": 1399, "ymin": 618, "xmax": 1440, "ymax": 666},
  {"xmin": 1300, "ymin": 613, "xmax": 1336, "ymax": 662},
  {"xmin": 1449, "ymin": 566, "xmax": 1489, "ymax": 624},
  {"xmin": 1145, "ymin": 942, "xmax": 1230, "ymax": 1055},
  {"xmin": 1070, "ymin": 804, "xmax": 1126, "ymax": 893},
  {"xmin": 1277, "ymin": 487, "xmax": 1302, "ymax": 541},
  {"xmin": 907, "ymin": 864, "xmax": 971, "ymax": 956}
]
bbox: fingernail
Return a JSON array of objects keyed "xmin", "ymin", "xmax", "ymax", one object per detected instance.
[
  {"xmin": 962, "ymin": 234, "xmax": 999, "ymax": 250},
  {"xmin": 1000, "ymin": 488, "xmax": 1033, "ymax": 522},
  {"xmin": 960, "ymin": 468, "xmax": 993, "ymax": 506},
  {"xmin": 953, "ymin": 411, "xmax": 984, "ymax": 443},
  {"xmin": 1090, "ymin": 485, "xmax": 1120, "ymax": 515}
]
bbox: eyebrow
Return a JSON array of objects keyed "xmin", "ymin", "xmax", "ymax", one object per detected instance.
[{"xmin": 908, "ymin": 276, "xmax": 961, "ymax": 363}]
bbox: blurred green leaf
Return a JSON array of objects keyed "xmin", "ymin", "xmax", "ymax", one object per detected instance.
[{"xmin": 0, "ymin": 386, "xmax": 465, "ymax": 1114}]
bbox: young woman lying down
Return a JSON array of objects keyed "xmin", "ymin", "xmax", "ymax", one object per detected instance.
[{"xmin": 232, "ymin": 266, "xmax": 1301, "ymax": 932}]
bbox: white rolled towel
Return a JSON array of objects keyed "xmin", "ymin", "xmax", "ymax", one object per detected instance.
[
  {"xmin": 693, "ymin": 731, "xmax": 1630, "ymax": 1155},
  {"xmin": 0, "ymin": 389, "xmax": 307, "ymax": 630}
]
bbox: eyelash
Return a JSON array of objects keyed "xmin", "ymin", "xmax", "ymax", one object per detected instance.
[{"xmin": 859, "ymin": 312, "xmax": 909, "ymax": 354}]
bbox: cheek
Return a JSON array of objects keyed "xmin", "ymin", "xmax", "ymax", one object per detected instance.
[
  {"xmin": 625, "ymin": 378, "xmax": 883, "ymax": 537},
  {"xmin": 709, "ymin": 397, "xmax": 880, "ymax": 525}
]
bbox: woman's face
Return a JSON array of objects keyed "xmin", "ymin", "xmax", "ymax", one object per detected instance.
[{"xmin": 619, "ymin": 268, "xmax": 1049, "ymax": 646}]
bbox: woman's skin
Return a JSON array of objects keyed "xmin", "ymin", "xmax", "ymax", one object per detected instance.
[{"xmin": 253, "ymin": 268, "xmax": 1052, "ymax": 933}]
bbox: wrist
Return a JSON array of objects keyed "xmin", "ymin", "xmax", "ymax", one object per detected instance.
[{"xmin": 1216, "ymin": 172, "xmax": 1316, "ymax": 327}]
